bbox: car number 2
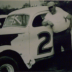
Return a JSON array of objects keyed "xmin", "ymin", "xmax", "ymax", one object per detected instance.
[{"xmin": 37, "ymin": 31, "xmax": 51, "ymax": 55}]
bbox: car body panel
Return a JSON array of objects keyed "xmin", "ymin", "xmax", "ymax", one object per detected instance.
[
  {"xmin": 30, "ymin": 26, "xmax": 54, "ymax": 59},
  {"xmin": 0, "ymin": 6, "xmax": 53, "ymax": 58},
  {"xmin": 9, "ymin": 6, "xmax": 48, "ymax": 16},
  {"xmin": 0, "ymin": 27, "xmax": 26, "ymax": 35},
  {"xmin": 0, "ymin": 15, "xmax": 7, "ymax": 19}
]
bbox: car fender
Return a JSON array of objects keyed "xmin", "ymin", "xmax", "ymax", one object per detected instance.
[{"xmin": 0, "ymin": 45, "xmax": 35, "ymax": 69}]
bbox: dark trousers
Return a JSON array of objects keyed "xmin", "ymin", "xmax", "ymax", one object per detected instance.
[{"xmin": 53, "ymin": 29, "xmax": 71, "ymax": 70}]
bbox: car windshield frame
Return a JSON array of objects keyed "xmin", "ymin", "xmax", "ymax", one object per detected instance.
[{"xmin": 3, "ymin": 14, "xmax": 30, "ymax": 27}]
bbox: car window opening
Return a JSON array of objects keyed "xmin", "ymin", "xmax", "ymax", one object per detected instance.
[{"xmin": 32, "ymin": 13, "xmax": 46, "ymax": 27}]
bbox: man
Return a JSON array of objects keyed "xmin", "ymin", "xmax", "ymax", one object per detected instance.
[{"xmin": 42, "ymin": 1, "xmax": 72, "ymax": 71}]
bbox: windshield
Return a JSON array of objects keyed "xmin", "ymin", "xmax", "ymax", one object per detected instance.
[{"xmin": 3, "ymin": 14, "xmax": 29, "ymax": 27}]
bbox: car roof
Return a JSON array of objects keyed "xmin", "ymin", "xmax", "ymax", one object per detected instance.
[
  {"xmin": 0, "ymin": 15, "xmax": 7, "ymax": 18},
  {"xmin": 9, "ymin": 6, "xmax": 48, "ymax": 16}
]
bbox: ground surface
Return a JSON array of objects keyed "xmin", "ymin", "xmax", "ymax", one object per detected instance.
[
  {"xmin": 30, "ymin": 57, "xmax": 72, "ymax": 72},
  {"xmin": 30, "ymin": 51, "xmax": 72, "ymax": 72}
]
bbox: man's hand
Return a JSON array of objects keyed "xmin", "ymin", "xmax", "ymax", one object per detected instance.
[
  {"xmin": 42, "ymin": 19, "xmax": 54, "ymax": 27},
  {"xmin": 66, "ymin": 14, "xmax": 72, "ymax": 20},
  {"xmin": 66, "ymin": 14, "xmax": 72, "ymax": 28},
  {"xmin": 42, "ymin": 20, "xmax": 48, "ymax": 26}
]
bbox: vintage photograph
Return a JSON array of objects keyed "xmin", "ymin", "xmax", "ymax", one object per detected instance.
[{"xmin": 0, "ymin": 0, "xmax": 72, "ymax": 72}]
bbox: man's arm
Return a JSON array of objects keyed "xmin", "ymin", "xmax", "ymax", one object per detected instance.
[
  {"xmin": 42, "ymin": 19, "xmax": 54, "ymax": 27},
  {"xmin": 66, "ymin": 14, "xmax": 72, "ymax": 20},
  {"xmin": 42, "ymin": 19, "xmax": 48, "ymax": 26},
  {"xmin": 66, "ymin": 14, "xmax": 72, "ymax": 28}
]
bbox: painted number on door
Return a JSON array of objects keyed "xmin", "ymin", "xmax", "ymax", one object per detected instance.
[{"xmin": 37, "ymin": 32, "xmax": 51, "ymax": 55}]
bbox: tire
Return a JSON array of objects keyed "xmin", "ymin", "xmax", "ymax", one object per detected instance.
[{"xmin": 0, "ymin": 56, "xmax": 19, "ymax": 72}]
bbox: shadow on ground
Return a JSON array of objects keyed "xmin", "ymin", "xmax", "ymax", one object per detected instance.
[{"xmin": 30, "ymin": 52, "xmax": 72, "ymax": 71}]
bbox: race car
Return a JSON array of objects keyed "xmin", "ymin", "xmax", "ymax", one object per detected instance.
[
  {"xmin": 0, "ymin": 15, "xmax": 7, "ymax": 28},
  {"xmin": 0, "ymin": 6, "xmax": 64, "ymax": 72}
]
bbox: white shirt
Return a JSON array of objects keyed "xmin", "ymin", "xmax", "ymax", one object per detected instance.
[{"xmin": 45, "ymin": 7, "xmax": 70, "ymax": 33}]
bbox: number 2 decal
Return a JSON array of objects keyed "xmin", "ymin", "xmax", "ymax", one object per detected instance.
[{"xmin": 37, "ymin": 31, "xmax": 51, "ymax": 55}]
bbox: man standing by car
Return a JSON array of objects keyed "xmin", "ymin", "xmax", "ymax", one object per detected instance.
[{"xmin": 42, "ymin": 1, "xmax": 72, "ymax": 71}]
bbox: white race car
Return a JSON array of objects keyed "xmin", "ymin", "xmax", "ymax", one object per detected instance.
[{"xmin": 0, "ymin": 6, "xmax": 58, "ymax": 71}]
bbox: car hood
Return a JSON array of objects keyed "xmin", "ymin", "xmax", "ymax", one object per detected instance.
[{"xmin": 0, "ymin": 27, "xmax": 26, "ymax": 35}]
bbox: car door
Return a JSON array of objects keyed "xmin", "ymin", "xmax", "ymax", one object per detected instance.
[{"xmin": 30, "ymin": 13, "xmax": 54, "ymax": 59}]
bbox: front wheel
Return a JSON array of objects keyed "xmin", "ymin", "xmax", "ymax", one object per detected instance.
[{"xmin": 0, "ymin": 56, "xmax": 19, "ymax": 72}]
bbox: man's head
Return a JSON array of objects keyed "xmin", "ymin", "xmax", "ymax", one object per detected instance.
[{"xmin": 47, "ymin": 2, "xmax": 56, "ymax": 14}]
